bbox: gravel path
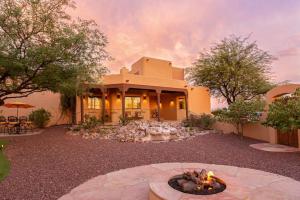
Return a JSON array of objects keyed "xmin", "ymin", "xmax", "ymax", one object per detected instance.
[{"xmin": 0, "ymin": 126, "xmax": 299, "ymax": 200}]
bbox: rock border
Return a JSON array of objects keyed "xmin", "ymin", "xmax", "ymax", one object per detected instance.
[{"xmin": 0, "ymin": 129, "xmax": 44, "ymax": 138}]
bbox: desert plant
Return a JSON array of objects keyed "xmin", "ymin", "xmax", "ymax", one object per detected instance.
[
  {"xmin": 81, "ymin": 115, "xmax": 101, "ymax": 130},
  {"xmin": 263, "ymin": 89, "xmax": 300, "ymax": 132},
  {"xmin": 29, "ymin": 109, "xmax": 51, "ymax": 128},
  {"xmin": 119, "ymin": 115, "xmax": 130, "ymax": 126},
  {"xmin": 182, "ymin": 114, "xmax": 216, "ymax": 130},
  {"xmin": 213, "ymin": 99, "xmax": 265, "ymax": 139}
]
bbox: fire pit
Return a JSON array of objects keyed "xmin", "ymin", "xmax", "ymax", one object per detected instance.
[{"xmin": 168, "ymin": 169, "xmax": 226, "ymax": 195}]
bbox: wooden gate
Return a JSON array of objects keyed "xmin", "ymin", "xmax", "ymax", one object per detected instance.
[{"xmin": 277, "ymin": 129, "xmax": 299, "ymax": 148}]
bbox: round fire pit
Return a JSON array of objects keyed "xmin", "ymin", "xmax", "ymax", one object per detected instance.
[{"xmin": 168, "ymin": 169, "xmax": 226, "ymax": 195}]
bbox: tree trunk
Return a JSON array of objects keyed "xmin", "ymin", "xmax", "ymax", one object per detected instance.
[
  {"xmin": 240, "ymin": 124, "xmax": 244, "ymax": 140},
  {"xmin": 70, "ymin": 96, "xmax": 76, "ymax": 125}
]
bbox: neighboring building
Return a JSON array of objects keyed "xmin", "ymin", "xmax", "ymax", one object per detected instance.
[
  {"xmin": 214, "ymin": 83, "xmax": 300, "ymax": 148},
  {"xmin": 76, "ymin": 57, "xmax": 211, "ymax": 124}
]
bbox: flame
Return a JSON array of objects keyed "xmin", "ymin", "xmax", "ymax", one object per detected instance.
[{"xmin": 207, "ymin": 171, "xmax": 214, "ymax": 181}]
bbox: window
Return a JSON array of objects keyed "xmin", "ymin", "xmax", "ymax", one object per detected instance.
[
  {"xmin": 178, "ymin": 98, "xmax": 186, "ymax": 109},
  {"xmin": 88, "ymin": 97, "xmax": 101, "ymax": 109},
  {"xmin": 125, "ymin": 96, "xmax": 141, "ymax": 109}
]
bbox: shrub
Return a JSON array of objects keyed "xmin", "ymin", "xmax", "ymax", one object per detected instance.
[
  {"xmin": 29, "ymin": 108, "xmax": 51, "ymax": 128},
  {"xmin": 119, "ymin": 115, "xmax": 130, "ymax": 126},
  {"xmin": 81, "ymin": 115, "xmax": 101, "ymax": 130},
  {"xmin": 213, "ymin": 99, "xmax": 265, "ymax": 138},
  {"xmin": 263, "ymin": 89, "xmax": 300, "ymax": 132},
  {"xmin": 182, "ymin": 114, "xmax": 215, "ymax": 130}
]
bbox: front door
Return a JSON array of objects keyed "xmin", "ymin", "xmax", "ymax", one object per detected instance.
[{"xmin": 277, "ymin": 129, "xmax": 299, "ymax": 148}]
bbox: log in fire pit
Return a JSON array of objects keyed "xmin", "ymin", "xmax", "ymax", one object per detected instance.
[{"xmin": 168, "ymin": 169, "xmax": 226, "ymax": 195}]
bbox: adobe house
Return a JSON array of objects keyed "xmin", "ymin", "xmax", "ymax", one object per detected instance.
[{"xmin": 76, "ymin": 57, "xmax": 211, "ymax": 124}]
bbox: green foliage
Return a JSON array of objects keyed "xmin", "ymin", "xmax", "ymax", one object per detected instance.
[
  {"xmin": 188, "ymin": 35, "xmax": 274, "ymax": 105},
  {"xmin": 263, "ymin": 89, "xmax": 300, "ymax": 132},
  {"xmin": 119, "ymin": 115, "xmax": 130, "ymax": 126},
  {"xmin": 213, "ymin": 99, "xmax": 265, "ymax": 138},
  {"xmin": 0, "ymin": 140, "xmax": 10, "ymax": 182},
  {"xmin": 0, "ymin": 0, "xmax": 109, "ymax": 104},
  {"xmin": 81, "ymin": 115, "xmax": 102, "ymax": 130},
  {"xmin": 60, "ymin": 93, "xmax": 76, "ymax": 124},
  {"xmin": 182, "ymin": 114, "xmax": 215, "ymax": 130},
  {"xmin": 29, "ymin": 108, "xmax": 51, "ymax": 128}
]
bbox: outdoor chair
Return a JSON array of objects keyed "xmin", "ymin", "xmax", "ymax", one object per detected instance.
[
  {"xmin": 19, "ymin": 116, "xmax": 32, "ymax": 133},
  {"xmin": 7, "ymin": 116, "xmax": 19, "ymax": 134},
  {"xmin": 134, "ymin": 111, "xmax": 143, "ymax": 119},
  {"xmin": 0, "ymin": 116, "xmax": 8, "ymax": 133},
  {"xmin": 125, "ymin": 111, "xmax": 132, "ymax": 119}
]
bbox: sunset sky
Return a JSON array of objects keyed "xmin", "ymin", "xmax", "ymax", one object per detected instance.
[{"xmin": 71, "ymin": 0, "xmax": 300, "ymax": 85}]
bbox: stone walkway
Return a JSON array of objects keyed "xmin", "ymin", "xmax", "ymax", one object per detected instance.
[
  {"xmin": 59, "ymin": 163, "xmax": 300, "ymax": 200},
  {"xmin": 250, "ymin": 143, "xmax": 300, "ymax": 152}
]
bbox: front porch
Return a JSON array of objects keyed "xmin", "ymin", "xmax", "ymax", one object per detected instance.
[{"xmin": 77, "ymin": 84, "xmax": 189, "ymax": 124}]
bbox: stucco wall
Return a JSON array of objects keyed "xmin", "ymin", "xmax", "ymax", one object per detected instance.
[
  {"xmin": 214, "ymin": 122, "xmax": 270, "ymax": 142},
  {"xmin": 188, "ymin": 86, "xmax": 211, "ymax": 115},
  {"xmin": 1, "ymin": 91, "xmax": 70, "ymax": 126},
  {"xmin": 172, "ymin": 67, "xmax": 184, "ymax": 80},
  {"xmin": 213, "ymin": 84, "xmax": 300, "ymax": 143}
]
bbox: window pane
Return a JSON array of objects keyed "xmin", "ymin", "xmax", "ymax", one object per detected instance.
[
  {"xmin": 88, "ymin": 97, "xmax": 92, "ymax": 109},
  {"xmin": 132, "ymin": 97, "xmax": 141, "ymax": 109},
  {"xmin": 125, "ymin": 97, "xmax": 141, "ymax": 109},
  {"xmin": 94, "ymin": 97, "xmax": 101, "ymax": 109},
  {"xmin": 125, "ymin": 97, "xmax": 132, "ymax": 109},
  {"xmin": 87, "ymin": 97, "xmax": 101, "ymax": 109}
]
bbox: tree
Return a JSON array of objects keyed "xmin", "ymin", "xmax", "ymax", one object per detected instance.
[
  {"xmin": 188, "ymin": 35, "xmax": 274, "ymax": 105},
  {"xmin": 263, "ymin": 89, "xmax": 300, "ymax": 132},
  {"xmin": 213, "ymin": 99, "xmax": 265, "ymax": 139},
  {"xmin": 0, "ymin": 0, "xmax": 109, "ymax": 105}
]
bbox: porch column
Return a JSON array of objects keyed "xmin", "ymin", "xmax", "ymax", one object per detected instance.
[
  {"xmin": 101, "ymin": 87, "xmax": 107, "ymax": 123},
  {"xmin": 121, "ymin": 87, "xmax": 126, "ymax": 119},
  {"xmin": 80, "ymin": 95, "xmax": 84, "ymax": 123},
  {"xmin": 156, "ymin": 89, "xmax": 161, "ymax": 121},
  {"xmin": 185, "ymin": 91, "xmax": 189, "ymax": 120}
]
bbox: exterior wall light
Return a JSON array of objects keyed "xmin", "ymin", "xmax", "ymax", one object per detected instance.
[
  {"xmin": 143, "ymin": 95, "xmax": 147, "ymax": 100},
  {"xmin": 170, "ymin": 100, "xmax": 174, "ymax": 106},
  {"xmin": 126, "ymin": 80, "xmax": 129, "ymax": 83},
  {"xmin": 117, "ymin": 94, "xmax": 121, "ymax": 99}
]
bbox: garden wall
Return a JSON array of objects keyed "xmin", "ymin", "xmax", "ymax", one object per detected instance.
[
  {"xmin": 213, "ymin": 121, "xmax": 270, "ymax": 142},
  {"xmin": 0, "ymin": 91, "xmax": 70, "ymax": 126}
]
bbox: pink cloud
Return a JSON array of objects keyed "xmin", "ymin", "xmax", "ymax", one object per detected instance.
[{"xmin": 70, "ymin": 0, "xmax": 300, "ymax": 109}]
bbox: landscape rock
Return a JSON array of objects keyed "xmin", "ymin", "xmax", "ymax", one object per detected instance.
[{"xmin": 68, "ymin": 120, "xmax": 213, "ymax": 142}]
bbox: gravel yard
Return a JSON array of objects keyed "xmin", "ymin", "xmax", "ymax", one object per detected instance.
[{"xmin": 0, "ymin": 125, "xmax": 299, "ymax": 200}]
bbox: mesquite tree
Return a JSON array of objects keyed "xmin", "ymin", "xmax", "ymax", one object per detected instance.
[
  {"xmin": 0, "ymin": 0, "xmax": 109, "ymax": 105},
  {"xmin": 188, "ymin": 35, "xmax": 274, "ymax": 105}
]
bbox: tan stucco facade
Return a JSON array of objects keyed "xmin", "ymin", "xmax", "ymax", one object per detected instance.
[
  {"xmin": 214, "ymin": 83, "xmax": 300, "ymax": 148},
  {"xmin": 77, "ymin": 57, "xmax": 211, "ymax": 124}
]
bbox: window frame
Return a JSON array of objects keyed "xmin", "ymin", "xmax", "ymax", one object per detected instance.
[
  {"xmin": 87, "ymin": 96, "xmax": 101, "ymax": 110},
  {"xmin": 125, "ymin": 96, "xmax": 141, "ymax": 109}
]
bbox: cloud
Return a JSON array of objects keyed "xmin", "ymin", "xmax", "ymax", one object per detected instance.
[{"xmin": 70, "ymin": 0, "xmax": 300, "ymax": 85}]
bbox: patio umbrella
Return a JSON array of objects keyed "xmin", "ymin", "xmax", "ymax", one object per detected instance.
[{"xmin": 3, "ymin": 102, "xmax": 34, "ymax": 118}]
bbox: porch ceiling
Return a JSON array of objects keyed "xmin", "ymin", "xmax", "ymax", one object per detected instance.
[{"xmin": 84, "ymin": 83, "xmax": 187, "ymax": 94}]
